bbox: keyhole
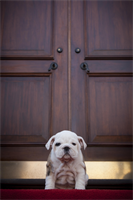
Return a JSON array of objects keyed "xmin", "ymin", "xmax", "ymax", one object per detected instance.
[
  {"xmin": 52, "ymin": 63, "xmax": 56, "ymax": 68},
  {"xmin": 83, "ymin": 63, "xmax": 86, "ymax": 69}
]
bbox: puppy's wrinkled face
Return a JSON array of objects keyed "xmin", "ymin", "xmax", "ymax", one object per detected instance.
[
  {"xmin": 46, "ymin": 130, "xmax": 87, "ymax": 163},
  {"xmin": 53, "ymin": 134, "xmax": 80, "ymax": 162}
]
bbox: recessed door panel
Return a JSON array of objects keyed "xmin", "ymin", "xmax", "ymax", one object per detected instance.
[
  {"xmin": 1, "ymin": 74, "xmax": 52, "ymax": 144},
  {"xmin": 88, "ymin": 75, "xmax": 132, "ymax": 144},
  {"xmin": 1, "ymin": 1, "xmax": 54, "ymax": 59},
  {"xmin": 84, "ymin": 1, "xmax": 132, "ymax": 59}
]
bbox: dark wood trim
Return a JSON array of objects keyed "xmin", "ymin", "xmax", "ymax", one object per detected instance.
[
  {"xmin": 1, "ymin": 179, "xmax": 132, "ymax": 190},
  {"xmin": 1, "ymin": 143, "xmax": 132, "ymax": 148},
  {"xmin": 0, "ymin": 72, "xmax": 52, "ymax": 77},
  {"xmin": 1, "ymin": 144, "xmax": 46, "ymax": 147},
  {"xmin": 84, "ymin": 55, "xmax": 133, "ymax": 61},
  {"xmin": 87, "ymin": 72, "xmax": 133, "ymax": 77},
  {"xmin": 0, "ymin": 55, "xmax": 54, "ymax": 60},
  {"xmin": 86, "ymin": 179, "xmax": 132, "ymax": 190},
  {"xmin": 87, "ymin": 143, "xmax": 132, "ymax": 147},
  {"xmin": 1, "ymin": 179, "xmax": 45, "ymax": 189}
]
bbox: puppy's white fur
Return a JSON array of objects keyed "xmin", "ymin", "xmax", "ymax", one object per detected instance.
[{"xmin": 45, "ymin": 130, "xmax": 88, "ymax": 189}]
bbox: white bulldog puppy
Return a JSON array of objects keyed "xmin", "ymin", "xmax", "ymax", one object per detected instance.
[{"xmin": 45, "ymin": 130, "xmax": 89, "ymax": 189}]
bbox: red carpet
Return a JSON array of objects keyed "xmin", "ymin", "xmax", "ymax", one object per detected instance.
[{"xmin": 1, "ymin": 189, "xmax": 132, "ymax": 199}]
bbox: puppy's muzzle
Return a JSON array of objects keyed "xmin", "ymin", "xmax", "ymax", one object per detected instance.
[{"xmin": 64, "ymin": 146, "xmax": 70, "ymax": 152}]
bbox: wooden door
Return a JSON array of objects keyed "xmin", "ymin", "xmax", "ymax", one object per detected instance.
[
  {"xmin": 1, "ymin": 0, "xmax": 132, "ymax": 161},
  {"xmin": 71, "ymin": 0, "xmax": 132, "ymax": 160},
  {"xmin": 1, "ymin": 1, "xmax": 68, "ymax": 160}
]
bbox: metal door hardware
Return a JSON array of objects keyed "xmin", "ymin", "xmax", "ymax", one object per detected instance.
[
  {"xmin": 75, "ymin": 48, "xmax": 81, "ymax": 53},
  {"xmin": 80, "ymin": 62, "xmax": 89, "ymax": 73},
  {"xmin": 48, "ymin": 62, "xmax": 58, "ymax": 71},
  {"xmin": 57, "ymin": 47, "xmax": 63, "ymax": 53}
]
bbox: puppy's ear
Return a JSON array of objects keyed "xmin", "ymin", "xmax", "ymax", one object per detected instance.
[
  {"xmin": 45, "ymin": 136, "xmax": 55, "ymax": 150},
  {"xmin": 78, "ymin": 136, "xmax": 87, "ymax": 150}
]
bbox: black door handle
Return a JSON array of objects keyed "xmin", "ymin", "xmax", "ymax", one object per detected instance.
[
  {"xmin": 80, "ymin": 62, "xmax": 89, "ymax": 73},
  {"xmin": 48, "ymin": 62, "xmax": 58, "ymax": 71}
]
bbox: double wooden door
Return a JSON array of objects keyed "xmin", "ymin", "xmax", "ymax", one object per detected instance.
[{"xmin": 1, "ymin": 1, "xmax": 132, "ymax": 161}]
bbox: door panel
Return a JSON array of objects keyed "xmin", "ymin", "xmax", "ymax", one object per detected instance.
[
  {"xmin": 88, "ymin": 75, "xmax": 132, "ymax": 144},
  {"xmin": 71, "ymin": 0, "xmax": 132, "ymax": 160},
  {"xmin": 1, "ymin": 1, "xmax": 54, "ymax": 59},
  {"xmin": 84, "ymin": 1, "xmax": 132, "ymax": 59},
  {"xmin": 1, "ymin": 74, "xmax": 51, "ymax": 144},
  {"xmin": 1, "ymin": 0, "xmax": 68, "ymax": 160}
]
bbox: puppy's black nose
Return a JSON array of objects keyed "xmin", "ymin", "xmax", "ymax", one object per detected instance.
[{"xmin": 64, "ymin": 146, "xmax": 70, "ymax": 152}]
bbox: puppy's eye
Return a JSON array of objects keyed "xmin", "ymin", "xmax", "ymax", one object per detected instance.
[
  {"xmin": 72, "ymin": 143, "xmax": 76, "ymax": 146},
  {"xmin": 55, "ymin": 143, "xmax": 61, "ymax": 146}
]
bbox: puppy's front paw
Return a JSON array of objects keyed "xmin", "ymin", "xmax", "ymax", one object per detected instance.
[
  {"xmin": 45, "ymin": 185, "xmax": 55, "ymax": 189},
  {"xmin": 75, "ymin": 182, "xmax": 85, "ymax": 190},
  {"xmin": 75, "ymin": 184, "xmax": 85, "ymax": 190},
  {"xmin": 45, "ymin": 181, "xmax": 55, "ymax": 189},
  {"xmin": 45, "ymin": 175, "xmax": 55, "ymax": 189}
]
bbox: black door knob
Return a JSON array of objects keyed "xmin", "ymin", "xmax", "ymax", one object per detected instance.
[
  {"xmin": 48, "ymin": 62, "xmax": 58, "ymax": 71},
  {"xmin": 80, "ymin": 62, "xmax": 89, "ymax": 73}
]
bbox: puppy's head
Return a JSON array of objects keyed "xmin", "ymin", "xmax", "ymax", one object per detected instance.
[{"xmin": 45, "ymin": 130, "xmax": 87, "ymax": 162}]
